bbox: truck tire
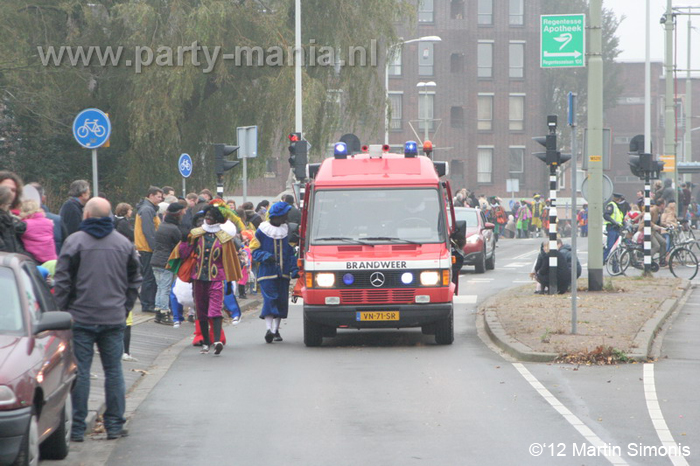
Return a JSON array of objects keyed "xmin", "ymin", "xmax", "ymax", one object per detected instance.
[
  {"xmin": 434, "ymin": 312, "xmax": 454, "ymax": 345},
  {"xmin": 303, "ymin": 313, "xmax": 323, "ymax": 347}
]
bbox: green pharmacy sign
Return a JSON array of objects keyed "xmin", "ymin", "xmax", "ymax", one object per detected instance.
[{"xmin": 540, "ymin": 14, "xmax": 586, "ymax": 68}]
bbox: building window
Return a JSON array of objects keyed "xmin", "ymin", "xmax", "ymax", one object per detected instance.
[
  {"xmin": 418, "ymin": 92, "xmax": 435, "ymax": 131},
  {"xmin": 509, "ymin": 42, "xmax": 524, "ymax": 78},
  {"xmin": 477, "ymin": 147, "xmax": 493, "ymax": 183},
  {"xmin": 418, "ymin": 0, "xmax": 434, "ymax": 23},
  {"xmin": 509, "ymin": 147, "xmax": 525, "ymax": 173},
  {"xmin": 478, "ymin": 0, "xmax": 492, "ymax": 25},
  {"xmin": 509, "ymin": 0, "xmax": 524, "ymax": 25},
  {"xmin": 388, "ymin": 92, "xmax": 403, "ymax": 130},
  {"xmin": 451, "ymin": 106, "xmax": 464, "ymax": 128},
  {"xmin": 388, "ymin": 49, "xmax": 402, "ymax": 76},
  {"xmin": 477, "ymin": 94, "xmax": 493, "ymax": 131},
  {"xmin": 418, "ymin": 42, "xmax": 434, "ymax": 76},
  {"xmin": 451, "ymin": 0, "xmax": 465, "ymax": 19},
  {"xmin": 477, "ymin": 41, "xmax": 493, "ymax": 78},
  {"xmin": 509, "ymin": 94, "xmax": 525, "ymax": 131},
  {"xmin": 450, "ymin": 53, "xmax": 464, "ymax": 73}
]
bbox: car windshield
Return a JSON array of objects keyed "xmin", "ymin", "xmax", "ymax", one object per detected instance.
[
  {"xmin": 310, "ymin": 188, "xmax": 445, "ymax": 244},
  {"xmin": 454, "ymin": 209, "xmax": 479, "ymax": 227},
  {"xmin": 0, "ymin": 267, "xmax": 24, "ymax": 334}
]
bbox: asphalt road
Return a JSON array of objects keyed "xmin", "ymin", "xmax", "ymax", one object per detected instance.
[{"xmin": 50, "ymin": 236, "xmax": 699, "ymax": 466}]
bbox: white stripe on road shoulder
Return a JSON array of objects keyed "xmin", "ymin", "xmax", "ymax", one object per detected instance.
[
  {"xmin": 503, "ymin": 262, "xmax": 533, "ymax": 268},
  {"xmin": 643, "ymin": 364, "xmax": 690, "ymax": 466},
  {"xmin": 453, "ymin": 295, "xmax": 477, "ymax": 304},
  {"xmin": 513, "ymin": 363, "xmax": 629, "ymax": 465}
]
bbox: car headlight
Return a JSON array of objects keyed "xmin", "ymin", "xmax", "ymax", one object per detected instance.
[
  {"xmin": 0, "ymin": 386, "xmax": 17, "ymax": 407},
  {"xmin": 420, "ymin": 271, "xmax": 440, "ymax": 286},
  {"xmin": 466, "ymin": 235, "xmax": 480, "ymax": 244},
  {"xmin": 315, "ymin": 273, "xmax": 336, "ymax": 288}
]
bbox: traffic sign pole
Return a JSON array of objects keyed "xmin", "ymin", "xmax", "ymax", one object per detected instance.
[
  {"xmin": 92, "ymin": 149, "xmax": 99, "ymax": 198},
  {"xmin": 178, "ymin": 153, "xmax": 193, "ymax": 198}
]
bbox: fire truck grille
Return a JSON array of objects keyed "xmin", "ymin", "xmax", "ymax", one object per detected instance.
[
  {"xmin": 340, "ymin": 289, "xmax": 416, "ymax": 304},
  {"xmin": 336, "ymin": 270, "xmax": 421, "ymax": 289}
]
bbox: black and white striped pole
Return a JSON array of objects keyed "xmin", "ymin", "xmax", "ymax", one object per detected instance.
[
  {"xmin": 643, "ymin": 174, "xmax": 651, "ymax": 276},
  {"xmin": 534, "ymin": 115, "xmax": 571, "ymax": 295},
  {"xmin": 548, "ymin": 164, "xmax": 559, "ymax": 295}
]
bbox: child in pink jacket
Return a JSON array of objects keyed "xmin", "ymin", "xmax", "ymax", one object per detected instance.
[{"xmin": 20, "ymin": 200, "xmax": 57, "ymax": 263}]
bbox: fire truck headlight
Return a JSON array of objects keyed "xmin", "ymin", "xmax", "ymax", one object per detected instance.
[
  {"xmin": 420, "ymin": 271, "xmax": 440, "ymax": 286},
  {"xmin": 400, "ymin": 272, "xmax": 414, "ymax": 285},
  {"xmin": 316, "ymin": 273, "xmax": 336, "ymax": 288}
]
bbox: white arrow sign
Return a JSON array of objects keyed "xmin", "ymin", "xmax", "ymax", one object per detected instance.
[{"xmin": 544, "ymin": 50, "xmax": 582, "ymax": 58}]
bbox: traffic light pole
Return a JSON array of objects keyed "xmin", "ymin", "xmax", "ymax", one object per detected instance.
[
  {"xmin": 548, "ymin": 164, "xmax": 559, "ymax": 295},
  {"xmin": 644, "ymin": 175, "xmax": 652, "ymax": 276}
]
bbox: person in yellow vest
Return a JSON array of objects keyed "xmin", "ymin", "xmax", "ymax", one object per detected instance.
[
  {"xmin": 603, "ymin": 193, "xmax": 624, "ymax": 262},
  {"xmin": 134, "ymin": 186, "xmax": 164, "ymax": 313}
]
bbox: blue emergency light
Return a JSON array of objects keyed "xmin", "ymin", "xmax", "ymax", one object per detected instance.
[
  {"xmin": 343, "ymin": 273, "xmax": 355, "ymax": 285},
  {"xmin": 334, "ymin": 142, "xmax": 348, "ymax": 159},
  {"xmin": 404, "ymin": 141, "xmax": 418, "ymax": 158}
]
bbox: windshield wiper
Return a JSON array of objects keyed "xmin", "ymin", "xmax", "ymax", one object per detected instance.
[
  {"xmin": 315, "ymin": 236, "xmax": 372, "ymax": 245},
  {"xmin": 362, "ymin": 236, "xmax": 420, "ymax": 244}
]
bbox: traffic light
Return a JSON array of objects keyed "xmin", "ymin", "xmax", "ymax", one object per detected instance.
[
  {"xmin": 287, "ymin": 132, "xmax": 307, "ymax": 180},
  {"xmin": 627, "ymin": 134, "xmax": 662, "ymax": 179},
  {"xmin": 214, "ymin": 144, "xmax": 240, "ymax": 177},
  {"xmin": 532, "ymin": 115, "xmax": 570, "ymax": 167}
]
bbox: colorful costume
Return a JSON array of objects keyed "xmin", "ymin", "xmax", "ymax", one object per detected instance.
[{"xmin": 250, "ymin": 202, "xmax": 299, "ymax": 342}]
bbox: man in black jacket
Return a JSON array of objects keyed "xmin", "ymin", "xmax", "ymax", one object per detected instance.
[
  {"xmin": 54, "ymin": 197, "xmax": 142, "ymax": 442},
  {"xmin": 151, "ymin": 202, "xmax": 186, "ymax": 325},
  {"xmin": 59, "ymin": 179, "xmax": 91, "ymax": 237}
]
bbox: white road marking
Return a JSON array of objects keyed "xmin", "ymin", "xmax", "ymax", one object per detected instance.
[
  {"xmin": 513, "ymin": 280, "xmax": 533, "ymax": 283},
  {"xmin": 513, "ymin": 363, "xmax": 630, "ymax": 465},
  {"xmin": 514, "ymin": 251, "xmax": 539, "ymax": 260},
  {"xmin": 468, "ymin": 278, "xmax": 493, "ymax": 283},
  {"xmin": 503, "ymin": 262, "xmax": 533, "ymax": 268},
  {"xmin": 643, "ymin": 364, "xmax": 690, "ymax": 466},
  {"xmin": 453, "ymin": 295, "xmax": 477, "ymax": 304}
]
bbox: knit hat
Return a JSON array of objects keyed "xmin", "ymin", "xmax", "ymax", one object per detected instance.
[
  {"xmin": 268, "ymin": 201, "xmax": 292, "ymax": 218},
  {"xmin": 166, "ymin": 202, "xmax": 186, "ymax": 213}
]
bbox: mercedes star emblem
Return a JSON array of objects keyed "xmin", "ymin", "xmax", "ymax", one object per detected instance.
[{"xmin": 370, "ymin": 272, "xmax": 386, "ymax": 287}]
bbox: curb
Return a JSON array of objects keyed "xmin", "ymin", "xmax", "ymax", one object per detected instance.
[
  {"xmin": 480, "ymin": 280, "xmax": 693, "ymax": 363},
  {"xmin": 82, "ymin": 297, "xmax": 263, "ymax": 436}
]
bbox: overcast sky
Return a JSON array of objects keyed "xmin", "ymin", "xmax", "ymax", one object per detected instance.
[{"xmin": 608, "ymin": 0, "xmax": 700, "ymax": 69}]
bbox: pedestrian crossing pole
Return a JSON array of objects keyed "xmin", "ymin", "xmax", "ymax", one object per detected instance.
[
  {"xmin": 644, "ymin": 175, "xmax": 651, "ymax": 276},
  {"xmin": 548, "ymin": 165, "xmax": 559, "ymax": 295}
]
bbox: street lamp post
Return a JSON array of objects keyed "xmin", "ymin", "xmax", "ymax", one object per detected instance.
[
  {"xmin": 385, "ymin": 36, "xmax": 441, "ymax": 145},
  {"xmin": 416, "ymin": 81, "xmax": 436, "ymax": 143}
]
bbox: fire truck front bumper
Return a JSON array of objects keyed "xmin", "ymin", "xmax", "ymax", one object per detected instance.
[{"xmin": 303, "ymin": 303, "xmax": 453, "ymax": 329}]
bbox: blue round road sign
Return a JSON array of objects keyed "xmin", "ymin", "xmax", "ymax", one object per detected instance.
[
  {"xmin": 178, "ymin": 153, "xmax": 193, "ymax": 178},
  {"xmin": 73, "ymin": 108, "xmax": 111, "ymax": 149}
]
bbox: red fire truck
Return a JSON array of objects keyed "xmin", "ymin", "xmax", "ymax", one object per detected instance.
[{"xmin": 296, "ymin": 142, "xmax": 465, "ymax": 346}]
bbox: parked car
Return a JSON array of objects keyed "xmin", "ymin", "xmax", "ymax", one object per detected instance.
[
  {"xmin": 0, "ymin": 252, "xmax": 76, "ymax": 465},
  {"xmin": 454, "ymin": 207, "xmax": 496, "ymax": 273}
]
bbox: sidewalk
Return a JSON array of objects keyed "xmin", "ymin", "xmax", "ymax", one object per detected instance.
[{"xmin": 82, "ymin": 295, "xmax": 262, "ymax": 437}]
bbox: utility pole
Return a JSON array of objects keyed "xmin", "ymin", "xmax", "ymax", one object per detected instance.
[
  {"xmin": 685, "ymin": 16, "xmax": 692, "ymax": 173},
  {"xmin": 587, "ymin": 0, "xmax": 604, "ymax": 291},
  {"xmin": 664, "ymin": 0, "xmax": 676, "ymax": 205}
]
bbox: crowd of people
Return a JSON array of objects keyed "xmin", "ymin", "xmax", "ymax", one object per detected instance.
[{"xmin": 0, "ymin": 169, "xmax": 299, "ymax": 442}]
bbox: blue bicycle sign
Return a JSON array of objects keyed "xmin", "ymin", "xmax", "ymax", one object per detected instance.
[
  {"xmin": 178, "ymin": 153, "xmax": 193, "ymax": 178},
  {"xmin": 73, "ymin": 108, "xmax": 111, "ymax": 148}
]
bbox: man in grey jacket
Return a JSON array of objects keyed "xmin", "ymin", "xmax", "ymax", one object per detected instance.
[{"xmin": 54, "ymin": 197, "xmax": 142, "ymax": 442}]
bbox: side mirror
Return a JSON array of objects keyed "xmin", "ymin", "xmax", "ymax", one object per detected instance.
[
  {"xmin": 451, "ymin": 220, "xmax": 467, "ymax": 247},
  {"xmin": 484, "ymin": 222, "xmax": 495, "ymax": 230},
  {"xmin": 33, "ymin": 311, "xmax": 73, "ymax": 335}
]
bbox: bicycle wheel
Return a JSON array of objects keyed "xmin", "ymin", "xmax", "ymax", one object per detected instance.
[
  {"xmin": 606, "ymin": 248, "xmax": 625, "ymax": 276},
  {"xmin": 669, "ymin": 247, "xmax": 699, "ymax": 280}
]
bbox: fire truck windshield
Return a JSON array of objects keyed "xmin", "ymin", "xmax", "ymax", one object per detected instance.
[{"xmin": 309, "ymin": 188, "xmax": 445, "ymax": 244}]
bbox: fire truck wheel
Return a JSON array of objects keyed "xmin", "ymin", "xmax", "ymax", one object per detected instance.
[
  {"xmin": 303, "ymin": 313, "xmax": 323, "ymax": 347},
  {"xmin": 434, "ymin": 313, "xmax": 454, "ymax": 345}
]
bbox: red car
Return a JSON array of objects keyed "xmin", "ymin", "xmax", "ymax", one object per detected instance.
[
  {"xmin": 0, "ymin": 252, "xmax": 77, "ymax": 465},
  {"xmin": 454, "ymin": 207, "xmax": 496, "ymax": 273}
]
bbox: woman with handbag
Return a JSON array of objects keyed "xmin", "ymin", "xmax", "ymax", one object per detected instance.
[{"xmin": 174, "ymin": 203, "xmax": 241, "ymax": 354}]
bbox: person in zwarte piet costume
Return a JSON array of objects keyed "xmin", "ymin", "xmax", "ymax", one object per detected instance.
[
  {"xmin": 174, "ymin": 201, "xmax": 241, "ymax": 354},
  {"xmin": 250, "ymin": 201, "xmax": 298, "ymax": 343}
]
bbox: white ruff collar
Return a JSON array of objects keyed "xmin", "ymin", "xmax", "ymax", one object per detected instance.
[
  {"xmin": 202, "ymin": 223, "xmax": 221, "ymax": 233},
  {"xmin": 259, "ymin": 222, "xmax": 288, "ymax": 239},
  {"xmin": 221, "ymin": 220, "xmax": 237, "ymax": 236}
]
